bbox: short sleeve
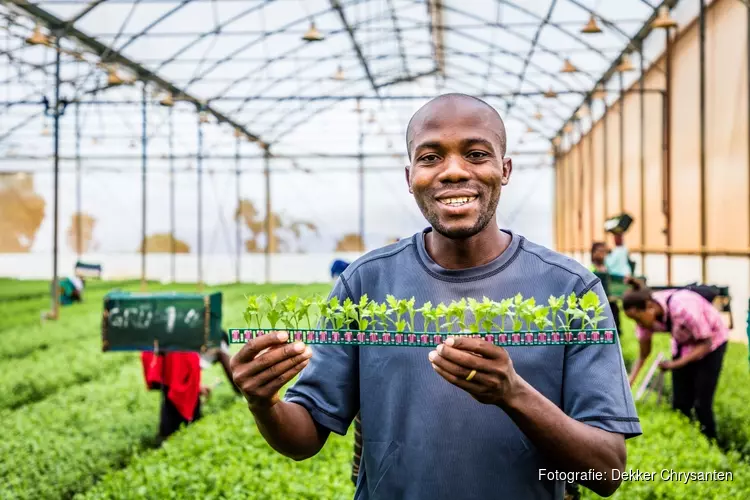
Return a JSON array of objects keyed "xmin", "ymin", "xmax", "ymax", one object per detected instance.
[
  {"xmin": 634, "ymin": 324, "xmax": 652, "ymax": 342},
  {"xmin": 282, "ymin": 276, "xmax": 359, "ymax": 436},
  {"xmin": 562, "ymin": 280, "xmax": 642, "ymax": 439}
]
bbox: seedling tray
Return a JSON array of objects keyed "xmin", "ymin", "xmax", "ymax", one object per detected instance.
[{"xmin": 228, "ymin": 328, "xmax": 616, "ymax": 347}]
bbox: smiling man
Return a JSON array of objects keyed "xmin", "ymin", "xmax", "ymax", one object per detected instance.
[{"xmin": 230, "ymin": 94, "xmax": 641, "ymax": 500}]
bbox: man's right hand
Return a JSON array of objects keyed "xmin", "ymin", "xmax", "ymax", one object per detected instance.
[{"xmin": 230, "ymin": 332, "xmax": 313, "ymax": 412}]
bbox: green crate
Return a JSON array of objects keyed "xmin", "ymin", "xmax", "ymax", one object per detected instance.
[{"xmin": 101, "ymin": 291, "xmax": 223, "ymax": 353}]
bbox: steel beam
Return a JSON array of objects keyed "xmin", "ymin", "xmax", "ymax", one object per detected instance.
[
  {"xmin": 330, "ymin": 0, "xmax": 380, "ymax": 97},
  {"xmin": 50, "ymin": 35, "xmax": 61, "ymax": 321},
  {"xmin": 140, "ymin": 82, "xmax": 148, "ymax": 290},
  {"xmin": 6, "ymin": 0, "xmax": 267, "ymax": 147}
]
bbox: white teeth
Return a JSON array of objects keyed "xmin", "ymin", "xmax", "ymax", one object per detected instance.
[{"xmin": 439, "ymin": 196, "xmax": 477, "ymax": 206}]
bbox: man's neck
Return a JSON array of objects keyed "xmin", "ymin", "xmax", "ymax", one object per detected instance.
[{"xmin": 424, "ymin": 222, "xmax": 511, "ymax": 270}]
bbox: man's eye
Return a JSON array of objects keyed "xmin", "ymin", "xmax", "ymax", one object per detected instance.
[
  {"xmin": 467, "ymin": 151, "xmax": 488, "ymax": 159},
  {"xmin": 420, "ymin": 154, "xmax": 439, "ymax": 162}
]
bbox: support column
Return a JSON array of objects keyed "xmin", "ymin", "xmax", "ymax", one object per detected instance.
[
  {"xmin": 639, "ymin": 46, "xmax": 646, "ymax": 277},
  {"xmin": 358, "ymin": 98, "xmax": 365, "ymax": 252},
  {"xmin": 50, "ymin": 35, "xmax": 62, "ymax": 320},
  {"xmin": 169, "ymin": 106, "xmax": 175, "ymax": 283},
  {"xmin": 264, "ymin": 149, "xmax": 272, "ymax": 284},
  {"xmin": 588, "ymin": 103, "xmax": 595, "ymax": 249},
  {"xmin": 140, "ymin": 83, "xmax": 148, "ymax": 290},
  {"xmin": 619, "ymin": 72, "xmax": 625, "ymax": 215},
  {"xmin": 665, "ymin": 28, "xmax": 674, "ymax": 286},
  {"xmin": 235, "ymin": 135, "xmax": 241, "ymax": 284},
  {"xmin": 197, "ymin": 110, "xmax": 204, "ymax": 289},
  {"xmin": 699, "ymin": 0, "xmax": 708, "ymax": 283},
  {"xmin": 75, "ymin": 101, "xmax": 81, "ymax": 258},
  {"xmin": 602, "ymin": 100, "xmax": 609, "ymax": 240}
]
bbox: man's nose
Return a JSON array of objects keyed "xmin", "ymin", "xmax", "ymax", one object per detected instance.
[{"xmin": 437, "ymin": 154, "xmax": 470, "ymax": 183}]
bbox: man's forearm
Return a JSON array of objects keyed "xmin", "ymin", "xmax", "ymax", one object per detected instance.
[
  {"xmin": 251, "ymin": 400, "xmax": 328, "ymax": 461},
  {"xmin": 502, "ymin": 378, "xmax": 626, "ymax": 497}
]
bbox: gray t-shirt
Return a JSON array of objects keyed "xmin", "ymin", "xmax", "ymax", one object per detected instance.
[{"xmin": 285, "ymin": 228, "xmax": 641, "ymax": 500}]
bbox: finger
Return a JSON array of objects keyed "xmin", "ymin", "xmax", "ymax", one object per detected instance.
[
  {"xmin": 245, "ymin": 341, "xmax": 309, "ymax": 377},
  {"xmin": 430, "ymin": 362, "xmax": 483, "ymax": 393},
  {"xmin": 429, "ymin": 350, "xmax": 490, "ymax": 385},
  {"xmin": 253, "ymin": 345, "xmax": 313, "ymax": 386},
  {"xmin": 257, "ymin": 358, "xmax": 311, "ymax": 398},
  {"xmin": 232, "ymin": 331, "xmax": 289, "ymax": 365},
  {"xmin": 436, "ymin": 343, "xmax": 498, "ymax": 373},
  {"xmin": 444, "ymin": 336, "xmax": 506, "ymax": 360}
]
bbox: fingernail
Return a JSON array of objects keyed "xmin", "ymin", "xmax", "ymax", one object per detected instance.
[
  {"xmin": 293, "ymin": 342, "xmax": 305, "ymax": 352},
  {"xmin": 445, "ymin": 337, "xmax": 455, "ymax": 346},
  {"xmin": 428, "ymin": 351, "xmax": 437, "ymax": 361},
  {"xmin": 431, "ymin": 363, "xmax": 438, "ymax": 370},
  {"xmin": 303, "ymin": 346, "xmax": 313, "ymax": 358},
  {"xmin": 277, "ymin": 332, "xmax": 288, "ymax": 341},
  {"xmin": 436, "ymin": 345, "xmax": 443, "ymax": 355}
]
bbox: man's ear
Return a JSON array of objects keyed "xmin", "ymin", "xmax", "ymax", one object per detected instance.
[
  {"xmin": 405, "ymin": 166, "xmax": 412, "ymax": 193},
  {"xmin": 501, "ymin": 157, "xmax": 513, "ymax": 186}
]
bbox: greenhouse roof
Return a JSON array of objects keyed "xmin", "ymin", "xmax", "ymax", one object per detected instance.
[{"xmin": 0, "ymin": 0, "xmax": 690, "ymax": 166}]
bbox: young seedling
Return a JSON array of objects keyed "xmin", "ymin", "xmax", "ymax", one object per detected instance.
[
  {"xmin": 548, "ymin": 295, "xmax": 565, "ymax": 332},
  {"xmin": 416, "ymin": 301, "xmax": 435, "ymax": 333},
  {"xmin": 385, "ymin": 295, "xmax": 408, "ymax": 333},
  {"xmin": 434, "ymin": 302, "xmax": 449, "ymax": 333},
  {"xmin": 533, "ymin": 306, "xmax": 553, "ymax": 342},
  {"xmin": 580, "ymin": 290, "xmax": 606, "ymax": 329}
]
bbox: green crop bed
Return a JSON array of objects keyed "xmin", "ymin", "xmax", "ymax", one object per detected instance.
[{"xmin": 4, "ymin": 278, "xmax": 750, "ymax": 500}]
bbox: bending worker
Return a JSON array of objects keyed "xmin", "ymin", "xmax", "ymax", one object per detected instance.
[
  {"xmin": 230, "ymin": 93, "xmax": 639, "ymax": 499},
  {"xmin": 623, "ymin": 284, "xmax": 728, "ymax": 440}
]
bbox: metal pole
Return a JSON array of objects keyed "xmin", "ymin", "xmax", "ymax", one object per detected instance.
[
  {"xmin": 169, "ymin": 106, "xmax": 176, "ymax": 282},
  {"xmin": 665, "ymin": 29, "xmax": 674, "ymax": 286},
  {"xmin": 553, "ymin": 147, "xmax": 559, "ymax": 250},
  {"xmin": 358, "ymin": 98, "xmax": 365, "ymax": 252},
  {"xmin": 197, "ymin": 111, "xmax": 204, "ymax": 289},
  {"xmin": 747, "ymin": 6, "xmax": 750, "ymax": 283},
  {"xmin": 140, "ymin": 82, "xmax": 147, "ymax": 290},
  {"xmin": 588, "ymin": 104, "xmax": 595, "ymax": 248},
  {"xmin": 75, "ymin": 101, "xmax": 81, "ymax": 258},
  {"xmin": 264, "ymin": 149, "xmax": 271, "ymax": 284},
  {"xmin": 699, "ymin": 0, "xmax": 707, "ymax": 283},
  {"xmin": 50, "ymin": 36, "xmax": 62, "ymax": 320},
  {"xmin": 619, "ymin": 72, "xmax": 625, "ymax": 214},
  {"xmin": 639, "ymin": 45, "xmax": 646, "ymax": 277},
  {"xmin": 235, "ymin": 135, "xmax": 241, "ymax": 284},
  {"xmin": 577, "ymin": 124, "xmax": 584, "ymax": 253},
  {"xmin": 603, "ymin": 101, "xmax": 609, "ymax": 238}
]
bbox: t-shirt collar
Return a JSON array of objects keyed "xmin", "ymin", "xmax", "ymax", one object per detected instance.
[{"xmin": 414, "ymin": 226, "xmax": 521, "ymax": 281}]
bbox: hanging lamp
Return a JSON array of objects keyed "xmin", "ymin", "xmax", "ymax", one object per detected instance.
[
  {"xmin": 616, "ymin": 54, "xmax": 635, "ymax": 72},
  {"xmin": 159, "ymin": 93, "xmax": 174, "ymax": 107},
  {"xmin": 302, "ymin": 21, "xmax": 325, "ymax": 42},
  {"xmin": 25, "ymin": 24, "xmax": 49, "ymax": 46},
  {"xmin": 106, "ymin": 66, "xmax": 124, "ymax": 86},
  {"xmin": 560, "ymin": 58, "xmax": 578, "ymax": 73},
  {"xmin": 333, "ymin": 65, "xmax": 345, "ymax": 81},
  {"xmin": 552, "ymin": 136, "xmax": 562, "ymax": 147},
  {"xmin": 580, "ymin": 14, "xmax": 602, "ymax": 34},
  {"xmin": 533, "ymin": 110, "xmax": 543, "ymax": 120},
  {"xmin": 234, "ymin": 128, "xmax": 242, "ymax": 138},
  {"xmin": 544, "ymin": 88, "xmax": 558, "ymax": 99},
  {"xmin": 651, "ymin": 6, "xmax": 677, "ymax": 29}
]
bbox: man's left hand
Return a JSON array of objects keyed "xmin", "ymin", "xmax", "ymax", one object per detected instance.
[{"xmin": 428, "ymin": 336, "xmax": 521, "ymax": 406}]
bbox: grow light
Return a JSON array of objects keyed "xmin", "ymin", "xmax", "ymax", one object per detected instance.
[{"xmin": 227, "ymin": 328, "xmax": 616, "ymax": 347}]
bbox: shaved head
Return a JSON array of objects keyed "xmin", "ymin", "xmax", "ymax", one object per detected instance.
[{"xmin": 405, "ymin": 93, "xmax": 507, "ymax": 160}]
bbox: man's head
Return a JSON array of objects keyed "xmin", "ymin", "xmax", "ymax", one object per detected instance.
[
  {"xmin": 591, "ymin": 242, "xmax": 608, "ymax": 265},
  {"xmin": 404, "ymin": 93, "xmax": 512, "ymax": 240}
]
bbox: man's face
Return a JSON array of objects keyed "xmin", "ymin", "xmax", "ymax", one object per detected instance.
[
  {"xmin": 592, "ymin": 245, "xmax": 609, "ymax": 263},
  {"xmin": 405, "ymin": 99, "xmax": 511, "ymax": 239}
]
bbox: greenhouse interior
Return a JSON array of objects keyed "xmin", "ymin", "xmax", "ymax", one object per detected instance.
[{"xmin": 2, "ymin": 0, "xmax": 750, "ymax": 498}]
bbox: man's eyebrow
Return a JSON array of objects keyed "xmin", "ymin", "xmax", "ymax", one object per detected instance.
[
  {"xmin": 412, "ymin": 141, "xmax": 443, "ymax": 153},
  {"xmin": 461, "ymin": 137, "xmax": 495, "ymax": 150}
]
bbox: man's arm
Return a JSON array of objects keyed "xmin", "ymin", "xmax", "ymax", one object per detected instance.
[
  {"xmin": 231, "ymin": 332, "xmax": 329, "ymax": 461},
  {"xmin": 430, "ymin": 338, "xmax": 626, "ymax": 497},
  {"xmin": 502, "ymin": 378, "xmax": 625, "ymax": 496}
]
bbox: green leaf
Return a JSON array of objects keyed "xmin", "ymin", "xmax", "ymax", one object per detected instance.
[{"xmin": 579, "ymin": 290, "xmax": 600, "ymax": 311}]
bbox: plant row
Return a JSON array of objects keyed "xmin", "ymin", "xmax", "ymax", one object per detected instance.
[
  {"xmin": 243, "ymin": 291, "xmax": 609, "ymax": 334},
  {"xmin": 78, "ymin": 390, "xmax": 356, "ymax": 500},
  {"xmin": 0, "ymin": 362, "xmax": 239, "ymax": 500}
]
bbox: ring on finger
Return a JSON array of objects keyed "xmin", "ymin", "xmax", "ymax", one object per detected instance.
[{"xmin": 465, "ymin": 369, "xmax": 477, "ymax": 382}]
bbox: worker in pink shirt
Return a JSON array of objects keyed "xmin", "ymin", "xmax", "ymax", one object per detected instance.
[{"xmin": 622, "ymin": 284, "xmax": 729, "ymax": 440}]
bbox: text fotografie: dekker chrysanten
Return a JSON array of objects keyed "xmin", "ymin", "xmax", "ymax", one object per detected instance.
[{"xmin": 539, "ymin": 469, "xmax": 733, "ymax": 484}]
